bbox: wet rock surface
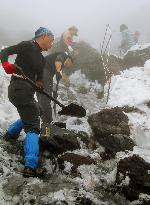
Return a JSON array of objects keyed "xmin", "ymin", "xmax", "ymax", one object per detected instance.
[
  {"xmin": 100, "ymin": 134, "xmax": 134, "ymax": 159},
  {"xmin": 88, "ymin": 107, "xmax": 130, "ymax": 136},
  {"xmin": 1, "ymin": 44, "xmax": 150, "ymax": 204},
  {"xmin": 77, "ymin": 131, "xmax": 90, "ymax": 147},
  {"xmin": 58, "ymin": 103, "xmax": 86, "ymax": 118},
  {"xmin": 123, "ymin": 46, "xmax": 150, "ymax": 69},
  {"xmin": 0, "ymin": 114, "xmax": 148, "ymax": 204},
  {"xmin": 146, "ymin": 101, "xmax": 150, "ymax": 109},
  {"xmin": 88, "ymin": 107, "xmax": 134, "ymax": 157},
  {"xmin": 51, "ymin": 41, "xmax": 150, "ymax": 87},
  {"xmin": 40, "ymin": 124, "xmax": 80, "ymax": 155},
  {"xmin": 58, "ymin": 153, "xmax": 96, "ymax": 175},
  {"xmin": 2, "ymin": 174, "xmax": 78, "ymax": 204},
  {"xmin": 116, "ymin": 154, "xmax": 150, "ymax": 201},
  {"xmin": 120, "ymin": 105, "xmax": 142, "ymax": 113}
]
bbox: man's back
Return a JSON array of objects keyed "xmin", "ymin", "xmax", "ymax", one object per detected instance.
[
  {"xmin": 45, "ymin": 52, "xmax": 68, "ymax": 73},
  {"xmin": 121, "ymin": 29, "xmax": 136, "ymax": 50}
]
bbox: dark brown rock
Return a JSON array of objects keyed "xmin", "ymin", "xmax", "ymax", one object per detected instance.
[
  {"xmin": 116, "ymin": 154, "xmax": 150, "ymax": 201},
  {"xmin": 88, "ymin": 107, "xmax": 130, "ymax": 137},
  {"xmin": 99, "ymin": 134, "xmax": 134, "ymax": 160},
  {"xmin": 77, "ymin": 131, "xmax": 90, "ymax": 147},
  {"xmin": 121, "ymin": 105, "xmax": 140, "ymax": 113},
  {"xmin": 58, "ymin": 153, "xmax": 96, "ymax": 175},
  {"xmin": 50, "ymin": 40, "xmax": 150, "ymax": 87},
  {"xmin": 123, "ymin": 46, "xmax": 150, "ymax": 69},
  {"xmin": 76, "ymin": 196, "xmax": 94, "ymax": 205},
  {"xmin": 146, "ymin": 101, "xmax": 150, "ymax": 109},
  {"xmin": 88, "ymin": 107, "xmax": 134, "ymax": 157},
  {"xmin": 40, "ymin": 124, "xmax": 80, "ymax": 155}
]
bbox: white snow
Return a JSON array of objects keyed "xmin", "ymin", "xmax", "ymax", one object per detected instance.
[
  {"xmin": 108, "ymin": 67, "xmax": 150, "ymax": 107},
  {"xmin": 77, "ymin": 164, "xmax": 99, "ymax": 190},
  {"xmin": 64, "ymin": 161, "xmax": 73, "ymax": 173},
  {"xmin": 0, "ymin": 65, "xmax": 19, "ymax": 130},
  {"xmin": 128, "ymin": 43, "xmax": 150, "ymax": 52},
  {"xmin": 106, "ymin": 60, "xmax": 150, "ymax": 165},
  {"xmin": 66, "ymin": 117, "xmax": 92, "ymax": 134},
  {"xmin": 144, "ymin": 59, "xmax": 150, "ymax": 75},
  {"xmin": 1, "ymin": 50, "xmax": 150, "ymax": 203}
]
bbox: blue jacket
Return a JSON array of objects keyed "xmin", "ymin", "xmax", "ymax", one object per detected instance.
[{"xmin": 121, "ymin": 29, "xmax": 136, "ymax": 51}]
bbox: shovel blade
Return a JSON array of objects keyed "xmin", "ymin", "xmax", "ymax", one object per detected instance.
[{"xmin": 58, "ymin": 103, "xmax": 86, "ymax": 118}]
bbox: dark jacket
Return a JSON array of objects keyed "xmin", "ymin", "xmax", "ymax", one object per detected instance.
[
  {"xmin": 0, "ymin": 41, "xmax": 46, "ymax": 105},
  {"xmin": 0, "ymin": 40, "xmax": 45, "ymax": 82},
  {"xmin": 58, "ymin": 35, "xmax": 69, "ymax": 53},
  {"xmin": 37, "ymin": 52, "xmax": 69, "ymax": 123},
  {"xmin": 44, "ymin": 52, "xmax": 69, "ymax": 83}
]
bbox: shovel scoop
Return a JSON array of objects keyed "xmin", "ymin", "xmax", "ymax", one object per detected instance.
[{"xmin": 58, "ymin": 103, "xmax": 86, "ymax": 118}]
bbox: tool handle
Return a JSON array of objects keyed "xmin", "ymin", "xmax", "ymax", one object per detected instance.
[{"xmin": 14, "ymin": 64, "xmax": 64, "ymax": 108}]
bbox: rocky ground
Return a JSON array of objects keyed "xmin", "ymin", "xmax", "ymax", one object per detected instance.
[{"xmin": 0, "ymin": 44, "xmax": 150, "ymax": 204}]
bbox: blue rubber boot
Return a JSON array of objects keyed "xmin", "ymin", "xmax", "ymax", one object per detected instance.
[
  {"xmin": 7, "ymin": 119, "xmax": 23, "ymax": 139},
  {"xmin": 24, "ymin": 132, "xmax": 39, "ymax": 170}
]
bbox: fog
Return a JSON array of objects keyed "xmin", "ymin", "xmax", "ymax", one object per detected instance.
[{"xmin": 0, "ymin": 0, "xmax": 150, "ymax": 51}]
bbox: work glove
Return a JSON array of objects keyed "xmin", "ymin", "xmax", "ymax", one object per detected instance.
[
  {"xmin": 35, "ymin": 81, "xmax": 44, "ymax": 93},
  {"xmin": 2, "ymin": 62, "xmax": 16, "ymax": 74}
]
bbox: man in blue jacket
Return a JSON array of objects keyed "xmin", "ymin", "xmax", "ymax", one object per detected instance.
[
  {"xmin": 120, "ymin": 24, "xmax": 136, "ymax": 53},
  {"xmin": 0, "ymin": 27, "xmax": 54, "ymax": 177}
]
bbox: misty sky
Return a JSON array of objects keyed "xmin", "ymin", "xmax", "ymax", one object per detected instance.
[{"xmin": 0, "ymin": 0, "xmax": 150, "ymax": 51}]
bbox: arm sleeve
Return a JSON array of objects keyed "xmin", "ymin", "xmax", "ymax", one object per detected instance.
[
  {"xmin": 36, "ymin": 58, "xmax": 46, "ymax": 81},
  {"xmin": 36, "ymin": 67, "xmax": 44, "ymax": 81},
  {"xmin": 55, "ymin": 54, "xmax": 66, "ymax": 72},
  {"xmin": 55, "ymin": 54, "xmax": 65, "ymax": 63},
  {"xmin": 0, "ymin": 41, "xmax": 30, "ymax": 63},
  {"xmin": 63, "ymin": 33, "xmax": 73, "ymax": 46},
  {"xmin": 56, "ymin": 72, "xmax": 62, "ymax": 82}
]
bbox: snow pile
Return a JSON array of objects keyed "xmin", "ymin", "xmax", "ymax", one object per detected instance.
[
  {"xmin": 69, "ymin": 70, "xmax": 103, "ymax": 93},
  {"xmin": 129, "ymin": 43, "xmax": 150, "ymax": 52},
  {"xmin": 108, "ymin": 66, "xmax": 150, "ymax": 107},
  {"xmin": 68, "ymin": 70, "xmax": 104, "ymax": 115},
  {"xmin": 106, "ymin": 59, "xmax": 150, "ymax": 166},
  {"xmin": 57, "ymin": 70, "xmax": 104, "ymax": 134},
  {"xmin": 144, "ymin": 59, "xmax": 150, "ymax": 75},
  {"xmin": 0, "ymin": 64, "xmax": 18, "ymax": 129},
  {"xmin": 66, "ymin": 117, "xmax": 92, "ymax": 134}
]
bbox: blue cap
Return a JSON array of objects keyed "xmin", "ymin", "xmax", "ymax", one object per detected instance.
[{"xmin": 34, "ymin": 27, "xmax": 54, "ymax": 39}]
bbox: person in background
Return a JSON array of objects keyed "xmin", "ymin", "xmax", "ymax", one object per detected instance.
[
  {"xmin": 37, "ymin": 52, "xmax": 73, "ymax": 124},
  {"xmin": 120, "ymin": 24, "xmax": 136, "ymax": 53},
  {"xmin": 134, "ymin": 31, "xmax": 140, "ymax": 44},
  {"xmin": 59, "ymin": 26, "xmax": 78, "ymax": 54}
]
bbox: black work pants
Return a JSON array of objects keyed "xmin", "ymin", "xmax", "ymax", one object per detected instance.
[
  {"xmin": 8, "ymin": 79, "xmax": 41, "ymax": 133},
  {"xmin": 37, "ymin": 68, "xmax": 53, "ymax": 124}
]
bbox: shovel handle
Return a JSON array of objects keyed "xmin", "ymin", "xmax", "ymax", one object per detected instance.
[
  {"xmin": 41, "ymin": 90, "xmax": 64, "ymax": 108},
  {"xmin": 14, "ymin": 64, "xmax": 64, "ymax": 108}
]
